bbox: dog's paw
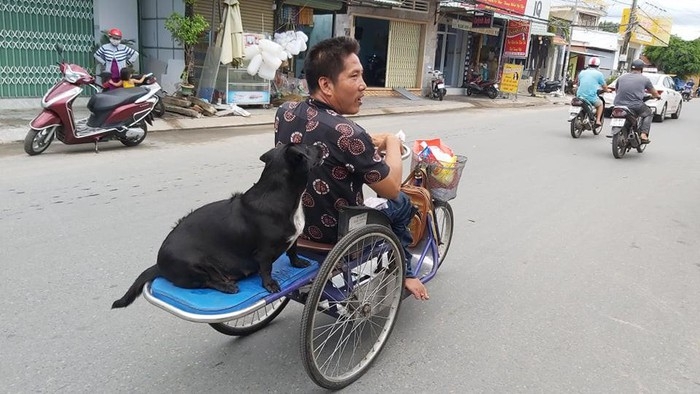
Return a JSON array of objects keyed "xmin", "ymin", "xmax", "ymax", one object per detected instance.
[
  {"xmin": 290, "ymin": 256, "xmax": 311, "ymax": 268},
  {"xmin": 263, "ymin": 279, "xmax": 281, "ymax": 293},
  {"xmin": 210, "ymin": 281, "xmax": 240, "ymax": 294}
]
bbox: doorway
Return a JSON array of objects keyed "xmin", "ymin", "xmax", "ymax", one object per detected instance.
[{"xmin": 355, "ymin": 16, "xmax": 389, "ymax": 87}]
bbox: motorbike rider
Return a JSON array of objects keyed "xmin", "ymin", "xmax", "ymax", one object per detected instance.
[
  {"xmin": 575, "ymin": 57, "xmax": 608, "ymax": 128},
  {"xmin": 94, "ymin": 28, "xmax": 138, "ymax": 89},
  {"xmin": 612, "ymin": 59, "xmax": 661, "ymax": 144}
]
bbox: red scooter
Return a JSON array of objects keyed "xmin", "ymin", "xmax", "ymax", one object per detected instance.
[{"xmin": 25, "ymin": 44, "xmax": 160, "ymax": 155}]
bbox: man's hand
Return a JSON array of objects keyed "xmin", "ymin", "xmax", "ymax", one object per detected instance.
[{"xmin": 371, "ymin": 133, "xmax": 394, "ymax": 151}]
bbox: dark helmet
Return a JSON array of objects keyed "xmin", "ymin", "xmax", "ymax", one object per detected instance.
[{"xmin": 630, "ymin": 59, "xmax": 646, "ymax": 70}]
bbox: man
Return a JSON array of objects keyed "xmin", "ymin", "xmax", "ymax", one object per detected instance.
[
  {"xmin": 613, "ymin": 59, "xmax": 661, "ymax": 143},
  {"xmin": 576, "ymin": 57, "xmax": 608, "ymax": 128},
  {"xmin": 94, "ymin": 28, "xmax": 138, "ymax": 89},
  {"xmin": 274, "ymin": 36, "xmax": 429, "ymax": 301}
]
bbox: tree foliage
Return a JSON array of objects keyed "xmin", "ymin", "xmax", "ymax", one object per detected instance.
[
  {"xmin": 644, "ymin": 36, "xmax": 700, "ymax": 79},
  {"xmin": 164, "ymin": 0, "xmax": 209, "ymax": 85},
  {"xmin": 598, "ymin": 21, "xmax": 619, "ymax": 33}
]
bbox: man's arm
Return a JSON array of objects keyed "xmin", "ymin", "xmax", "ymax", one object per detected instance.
[
  {"xmin": 646, "ymin": 79, "xmax": 661, "ymax": 99},
  {"xmin": 368, "ymin": 134, "xmax": 402, "ymax": 200}
]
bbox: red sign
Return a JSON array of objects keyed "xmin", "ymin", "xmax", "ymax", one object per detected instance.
[
  {"xmin": 503, "ymin": 20, "xmax": 531, "ymax": 57},
  {"xmin": 478, "ymin": 0, "xmax": 527, "ymax": 16}
]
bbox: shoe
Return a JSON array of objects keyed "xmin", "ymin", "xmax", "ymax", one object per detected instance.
[{"xmin": 640, "ymin": 138, "xmax": 651, "ymax": 144}]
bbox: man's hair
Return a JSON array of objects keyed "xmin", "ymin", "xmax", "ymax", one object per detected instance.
[{"xmin": 304, "ymin": 36, "xmax": 361, "ymax": 94}]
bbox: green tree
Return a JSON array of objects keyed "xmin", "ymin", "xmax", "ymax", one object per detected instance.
[
  {"xmin": 164, "ymin": 0, "xmax": 209, "ymax": 88},
  {"xmin": 598, "ymin": 21, "xmax": 619, "ymax": 33},
  {"xmin": 644, "ymin": 36, "xmax": 700, "ymax": 79}
]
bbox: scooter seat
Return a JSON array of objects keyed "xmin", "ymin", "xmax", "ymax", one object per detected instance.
[{"xmin": 88, "ymin": 87, "xmax": 149, "ymax": 113}]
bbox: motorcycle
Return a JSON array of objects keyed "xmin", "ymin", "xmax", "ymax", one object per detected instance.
[
  {"xmin": 465, "ymin": 72, "xmax": 499, "ymax": 99},
  {"xmin": 568, "ymin": 93, "xmax": 605, "ymax": 138},
  {"xmin": 528, "ymin": 75, "xmax": 562, "ymax": 94},
  {"xmin": 681, "ymin": 82, "xmax": 694, "ymax": 102},
  {"xmin": 428, "ymin": 69, "xmax": 446, "ymax": 101},
  {"xmin": 25, "ymin": 44, "xmax": 160, "ymax": 156},
  {"xmin": 609, "ymin": 96, "xmax": 653, "ymax": 159}
]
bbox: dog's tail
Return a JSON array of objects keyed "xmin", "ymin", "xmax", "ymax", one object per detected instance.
[{"xmin": 111, "ymin": 265, "xmax": 160, "ymax": 309}]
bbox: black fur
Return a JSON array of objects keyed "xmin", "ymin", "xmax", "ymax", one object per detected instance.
[{"xmin": 111, "ymin": 143, "xmax": 323, "ymax": 309}]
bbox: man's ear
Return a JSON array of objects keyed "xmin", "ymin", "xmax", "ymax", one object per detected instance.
[{"xmin": 318, "ymin": 76, "xmax": 334, "ymax": 97}]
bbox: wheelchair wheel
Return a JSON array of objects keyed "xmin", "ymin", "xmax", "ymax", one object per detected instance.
[
  {"xmin": 209, "ymin": 297, "xmax": 289, "ymax": 336},
  {"xmin": 300, "ymin": 225, "xmax": 405, "ymax": 390},
  {"xmin": 433, "ymin": 201, "xmax": 454, "ymax": 267}
]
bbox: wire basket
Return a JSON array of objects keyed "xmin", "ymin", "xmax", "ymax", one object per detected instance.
[{"xmin": 412, "ymin": 154, "xmax": 468, "ymax": 201}]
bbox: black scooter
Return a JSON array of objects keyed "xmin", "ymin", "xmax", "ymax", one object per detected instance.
[{"xmin": 528, "ymin": 75, "xmax": 562, "ymax": 94}]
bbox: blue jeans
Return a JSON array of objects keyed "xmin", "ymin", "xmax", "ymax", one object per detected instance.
[{"xmin": 380, "ymin": 192, "xmax": 416, "ymax": 278}]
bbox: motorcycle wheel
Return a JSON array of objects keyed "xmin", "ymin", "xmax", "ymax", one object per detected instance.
[
  {"xmin": 612, "ymin": 132, "xmax": 626, "ymax": 159},
  {"xmin": 152, "ymin": 97, "xmax": 165, "ymax": 118},
  {"xmin": 119, "ymin": 123, "xmax": 147, "ymax": 147},
  {"xmin": 24, "ymin": 126, "xmax": 57, "ymax": 156},
  {"xmin": 487, "ymin": 87, "xmax": 498, "ymax": 99},
  {"xmin": 438, "ymin": 88, "xmax": 444, "ymax": 101},
  {"xmin": 527, "ymin": 85, "xmax": 534, "ymax": 94},
  {"xmin": 570, "ymin": 114, "xmax": 583, "ymax": 138},
  {"xmin": 592, "ymin": 116, "xmax": 603, "ymax": 135},
  {"xmin": 466, "ymin": 87, "xmax": 473, "ymax": 96}
]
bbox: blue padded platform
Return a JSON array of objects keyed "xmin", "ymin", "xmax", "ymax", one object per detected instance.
[{"xmin": 149, "ymin": 254, "xmax": 319, "ymax": 315}]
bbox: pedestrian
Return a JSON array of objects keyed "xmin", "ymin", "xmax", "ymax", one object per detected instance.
[
  {"xmin": 94, "ymin": 28, "xmax": 138, "ymax": 89},
  {"xmin": 274, "ymin": 36, "xmax": 429, "ymax": 301}
]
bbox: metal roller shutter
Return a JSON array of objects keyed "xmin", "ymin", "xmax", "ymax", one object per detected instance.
[{"xmin": 194, "ymin": 0, "xmax": 274, "ymax": 36}]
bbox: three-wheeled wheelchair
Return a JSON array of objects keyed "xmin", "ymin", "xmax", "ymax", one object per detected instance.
[{"xmin": 141, "ymin": 147, "xmax": 467, "ymax": 390}]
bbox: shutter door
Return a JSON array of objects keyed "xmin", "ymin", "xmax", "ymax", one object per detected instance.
[
  {"xmin": 240, "ymin": 0, "xmax": 275, "ymax": 35},
  {"xmin": 193, "ymin": 0, "xmax": 274, "ymax": 37},
  {"xmin": 385, "ymin": 21, "xmax": 421, "ymax": 88}
]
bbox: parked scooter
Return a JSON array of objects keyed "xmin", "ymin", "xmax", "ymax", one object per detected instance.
[
  {"xmin": 528, "ymin": 75, "xmax": 562, "ymax": 94},
  {"xmin": 609, "ymin": 95, "xmax": 653, "ymax": 159},
  {"xmin": 564, "ymin": 73, "xmax": 576, "ymax": 95},
  {"xmin": 427, "ymin": 69, "xmax": 446, "ymax": 101},
  {"xmin": 25, "ymin": 44, "xmax": 160, "ymax": 156},
  {"xmin": 568, "ymin": 92, "xmax": 605, "ymax": 138}
]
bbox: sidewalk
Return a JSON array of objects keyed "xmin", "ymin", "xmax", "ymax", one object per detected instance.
[{"xmin": 0, "ymin": 91, "xmax": 571, "ymax": 144}]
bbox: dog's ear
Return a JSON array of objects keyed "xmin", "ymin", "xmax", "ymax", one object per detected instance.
[
  {"xmin": 285, "ymin": 144, "xmax": 310, "ymax": 166},
  {"xmin": 260, "ymin": 145, "xmax": 280, "ymax": 164}
]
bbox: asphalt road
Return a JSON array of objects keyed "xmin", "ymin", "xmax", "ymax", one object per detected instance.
[{"xmin": 1, "ymin": 101, "xmax": 699, "ymax": 393}]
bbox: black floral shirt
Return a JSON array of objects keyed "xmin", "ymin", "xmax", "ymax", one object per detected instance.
[{"xmin": 274, "ymin": 98, "xmax": 389, "ymax": 244}]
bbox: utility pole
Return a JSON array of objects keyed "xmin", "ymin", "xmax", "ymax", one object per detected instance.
[
  {"xmin": 618, "ymin": 0, "xmax": 639, "ymax": 74},
  {"xmin": 561, "ymin": 0, "xmax": 579, "ymax": 80}
]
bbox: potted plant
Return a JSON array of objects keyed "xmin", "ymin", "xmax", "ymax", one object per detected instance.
[{"xmin": 164, "ymin": 0, "xmax": 209, "ymax": 96}]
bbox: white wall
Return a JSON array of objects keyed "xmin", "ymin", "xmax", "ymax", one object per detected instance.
[{"xmin": 571, "ymin": 28, "xmax": 619, "ymax": 52}]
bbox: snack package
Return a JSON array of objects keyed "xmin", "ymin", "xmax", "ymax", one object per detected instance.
[{"xmin": 412, "ymin": 138, "xmax": 457, "ymax": 185}]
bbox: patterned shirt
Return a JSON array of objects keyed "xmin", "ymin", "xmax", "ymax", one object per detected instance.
[
  {"xmin": 94, "ymin": 43, "xmax": 138, "ymax": 70},
  {"xmin": 274, "ymin": 98, "xmax": 390, "ymax": 244}
]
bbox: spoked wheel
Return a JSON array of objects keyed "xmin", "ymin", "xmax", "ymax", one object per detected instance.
[
  {"xmin": 209, "ymin": 297, "xmax": 290, "ymax": 336},
  {"xmin": 612, "ymin": 132, "xmax": 626, "ymax": 159},
  {"xmin": 592, "ymin": 116, "xmax": 603, "ymax": 135},
  {"xmin": 300, "ymin": 225, "xmax": 404, "ymax": 390},
  {"xmin": 119, "ymin": 122, "xmax": 147, "ymax": 147},
  {"xmin": 24, "ymin": 126, "xmax": 57, "ymax": 155},
  {"xmin": 433, "ymin": 201, "xmax": 454, "ymax": 267},
  {"xmin": 570, "ymin": 114, "xmax": 583, "ymax": 138}
]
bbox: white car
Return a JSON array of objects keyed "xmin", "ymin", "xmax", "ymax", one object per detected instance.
[{"xmin": 603, "ymin": 72, "xmax": 683, "ymax": 122}]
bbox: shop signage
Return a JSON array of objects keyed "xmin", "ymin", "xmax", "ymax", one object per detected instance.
[
  {"xmin": 499, "ymin": 63, "xmax": 523, "ymax": 94},
  {"xmin": 451, "ymin": 19, "xmax": 472, "ymax": 31},
  {"xmin": 472, "ymin": 11, "xmax": 493, "ymax": 29},
  {"xmin": 478, "ymin": 0, "xmax": 527, "ymax": 16},
  {"xmin": 503, "ymin": 20, "xmax": 531, "ymax": 58},
  {"xmin": 450, "ymin": 18, "xmax": 500, "ymax": 36}
]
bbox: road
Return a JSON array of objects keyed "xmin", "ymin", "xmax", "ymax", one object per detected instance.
[{"xmin": 2, "ymin": 101, "xmax": 700, "ymax": 393}]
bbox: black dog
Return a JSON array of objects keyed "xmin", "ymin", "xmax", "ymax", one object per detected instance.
[{"xmin": 111, "ymin": 143, "xmax": 323, "ymax": 309}]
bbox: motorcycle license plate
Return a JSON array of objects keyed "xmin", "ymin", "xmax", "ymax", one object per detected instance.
[
  {"xmin": 610, "ymin": 118, "xmax": 625, "ymax": 127},
  {"xmin": 437, "ymin": 83, "xmax": 445, "ymax": 89},
  {"xmin": 568, "ymin": 106, "xmax": 579, "ymax": 114}
]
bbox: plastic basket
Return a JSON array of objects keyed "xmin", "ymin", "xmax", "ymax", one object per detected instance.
[{"xmin": 411, "ymin": 154, "xmax": 468, "ymax": 201}]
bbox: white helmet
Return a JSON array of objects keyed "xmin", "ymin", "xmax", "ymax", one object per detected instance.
[{"xmin": 588, "ymin": 57, "xmax": 601, "ymax": 67}]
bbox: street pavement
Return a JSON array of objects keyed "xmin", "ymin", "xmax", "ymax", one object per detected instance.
[{"xmin": 0, "ymin": 90, "xmax": 571, "ymax": 144}]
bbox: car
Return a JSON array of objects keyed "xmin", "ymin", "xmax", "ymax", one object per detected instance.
[{"xmin": 602, "ymin": 72, "xmax": 683, "ymax": 122}]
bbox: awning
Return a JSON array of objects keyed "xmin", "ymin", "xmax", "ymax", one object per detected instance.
[{"xmin": 284, "ymin": 0, "xmax": 343, "ymax": 11}]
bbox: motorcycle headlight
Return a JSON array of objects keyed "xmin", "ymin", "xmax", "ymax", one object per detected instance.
[{"xmin": 493, "ymin": 84, "xmax": 499, "ymax": 89}]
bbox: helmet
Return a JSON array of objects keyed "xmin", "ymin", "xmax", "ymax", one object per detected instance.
[
  {"xmin": 630, "ymin": 59, "xmax": 646, "ymax": 70},
  {"xmin": 107, "ymin": 28, "xmax": 122, "ymax": 38},
  {"xmin": 588, "ymin": 57, "xmax": 601, "ymax": 67}
]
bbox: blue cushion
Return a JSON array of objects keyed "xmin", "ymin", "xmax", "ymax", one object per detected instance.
[{"xmin": 150, "ymin": 254, "xmax": 319, "ymax": 315}]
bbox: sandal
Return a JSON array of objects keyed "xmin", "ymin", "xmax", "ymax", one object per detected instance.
[{"xmin": 640, "ymin": 138, "xmax": 651, "ymax": 144}]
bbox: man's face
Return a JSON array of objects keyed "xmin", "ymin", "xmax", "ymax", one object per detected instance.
[{"xmin": 327, "ymin": 53, "xmax": 366, "ymax": 115}]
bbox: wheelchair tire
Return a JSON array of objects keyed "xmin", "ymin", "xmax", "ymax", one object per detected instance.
[
  {"xmin": 433, "ymin": 201, "xmax": 454, "ymax": 267},
  {"xmin": 209, "ymin": 297, "xmax": 289, "ymax": 336},
  {"xmin": 300, "ymin": 225, "xmax": 404, "ymax": 390}
]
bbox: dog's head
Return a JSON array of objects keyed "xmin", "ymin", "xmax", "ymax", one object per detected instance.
[{"xmin": 260, "ymin": 143, "xmax": 324, "ymax": 175}]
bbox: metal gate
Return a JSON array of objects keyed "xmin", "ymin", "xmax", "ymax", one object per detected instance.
[
  {"xmin": 386, "ymin": 20, "xmax": 422, "ymax": 88},
  {"xmin": 0, "ymin": 0, "xmax": 94, "ymax": 98}
]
